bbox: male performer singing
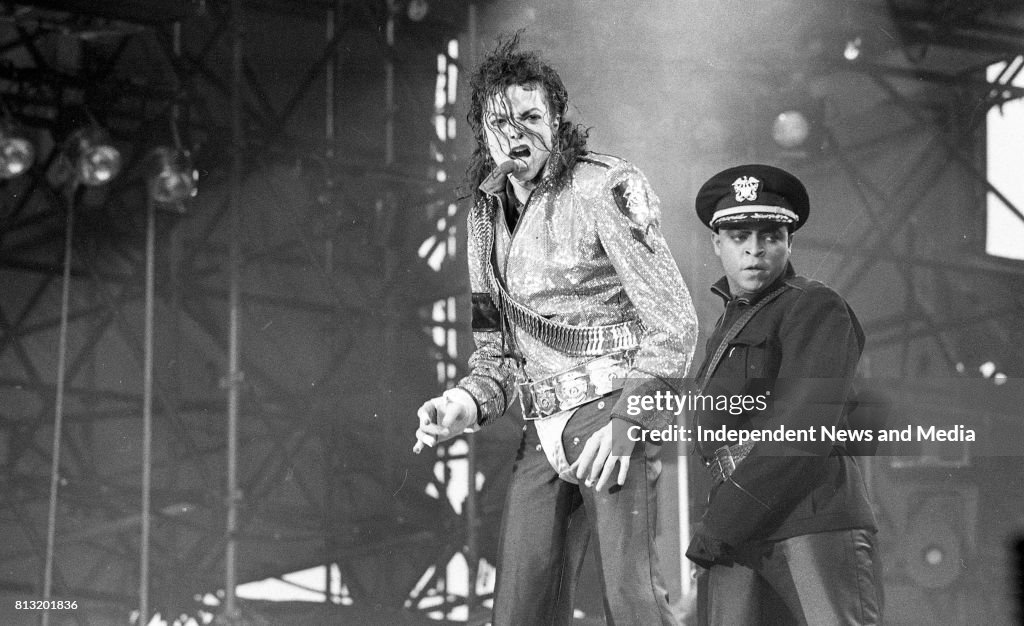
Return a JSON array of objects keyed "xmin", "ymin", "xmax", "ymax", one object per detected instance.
[{"xmin": 413, "ymin": 36, "xmax": 697, "ymax": 624}]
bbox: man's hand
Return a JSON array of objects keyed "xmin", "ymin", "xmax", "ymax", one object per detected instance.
[
  {"xmin": 413, "ymin": 388, "xmax": 478, "ymax": 453},
  {"xmin": 572, "ymin": 418, "xmax": 636, "ymax": 491},
  {"xmin": 685, "ymin": 524, "xmax": 738, "ymax": 569}
]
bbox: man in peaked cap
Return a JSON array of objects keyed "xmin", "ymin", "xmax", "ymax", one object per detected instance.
[{"xmin": 686, "ymin": 164, "xmax": 883, "ymax": 624}]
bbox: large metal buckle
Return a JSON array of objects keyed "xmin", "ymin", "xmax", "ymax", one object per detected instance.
[{"xmin": 519, "ymin": 352, "xmax": 632, "ymax": 420}]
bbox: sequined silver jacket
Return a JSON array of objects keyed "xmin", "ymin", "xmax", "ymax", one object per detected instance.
[{"xmin": 457, "ymin": 153, "xmax": 698, "ymax": 430}]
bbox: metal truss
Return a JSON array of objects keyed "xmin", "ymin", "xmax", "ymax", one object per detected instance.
[
  {"xmin": 772, "ymin": 4, "xmax": 1024, "ymax": 623},
  {"xmin": 774, "ymin": 1, "xmax": 1024, "ymax": 379},
  {"xmin": 0, "ymin": 1, "xmax": 490, "ymax": 624},
  {"xmin": 5, "ymin": 0, "xmax": 1019, "ymax": 623}
]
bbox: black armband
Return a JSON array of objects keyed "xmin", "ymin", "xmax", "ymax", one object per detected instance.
[{"xmin": 471, "ymin": 292, "xmax": 501, "ymax": 331}]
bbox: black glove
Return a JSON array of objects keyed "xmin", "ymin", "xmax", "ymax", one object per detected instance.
[{"xmin": 685, "ymin": 526, "xmax": 735, "ymax": 569}]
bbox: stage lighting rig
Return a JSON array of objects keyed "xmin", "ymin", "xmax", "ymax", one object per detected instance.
[
  {"xmin": 0, "ymin": 116, "xmax": 36, "ymax": 179},
  {"xmin": 62, "ymin": 125, "xmax": 121, "ymax": 186},
  {"xmin": 146, "ymin": 146, "xmax": 198, "ymax": 211}
]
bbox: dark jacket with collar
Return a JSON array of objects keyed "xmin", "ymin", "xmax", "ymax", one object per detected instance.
[{"xmin": 686, "ymin": 263, "xmax": 877, "ymax": 568}]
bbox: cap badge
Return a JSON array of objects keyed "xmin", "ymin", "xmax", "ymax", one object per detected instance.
[{"xmin": 732, "ymin": 176, "xmax": 760, "ymax": 202}]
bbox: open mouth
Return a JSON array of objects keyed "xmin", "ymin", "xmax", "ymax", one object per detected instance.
[{"xmin": 509, "ymin": 145, "xmax": 531, "ymax": 159}]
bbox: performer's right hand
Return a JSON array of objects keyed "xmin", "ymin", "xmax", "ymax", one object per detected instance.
[{"xmin": 413, "ymin": 388, "xmax": 478, "ymax": 453}]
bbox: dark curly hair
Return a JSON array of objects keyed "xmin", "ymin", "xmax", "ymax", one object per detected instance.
[{"xmin": 464, "ymin": 33, "xmax": 589, "ymax": 201}]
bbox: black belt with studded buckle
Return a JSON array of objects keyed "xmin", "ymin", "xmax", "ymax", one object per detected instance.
[{"xmin": 518, "ymin": 351, "xmax": 634, "ymax": 420}]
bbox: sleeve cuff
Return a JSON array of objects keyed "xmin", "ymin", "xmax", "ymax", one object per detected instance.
[
  {"xmin": 685, "ymin": 527, "xmax": 735, "ymax": 568},
  {"xmin": 456, "ymin": 376, "xmax": 506, "ymax": 426}
]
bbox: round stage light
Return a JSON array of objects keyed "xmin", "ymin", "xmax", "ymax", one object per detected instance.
[
  {"xmin": 148, "ymin": 147, "xmax": 198, "ymax": 207},
  {"xmin": 407, "ymin": 0, "xmax": 429, "ymax": 21},
  {"xmin": 906, "ymin": 516, "xmax": 963, "ymax": 589},
  {"xmin": 0, "ymin": 120, "xmax": 36, "ymax": 179},
  {"xmin": 844, "ymin": 36, "xmax": 863, "ymax": 62},
  {"xmin": 65, "ymin": 126, "xmax": 122, "ymax": 186},
  {"xmin": 771, "ymin": 110, "xmax": 811, "ymax": 150}
]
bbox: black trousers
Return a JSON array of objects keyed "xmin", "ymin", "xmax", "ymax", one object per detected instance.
[
  {"xmin": 696, "ymin": 528, "xmax": 883, "ymax": 625},
  {"xmin": 491, "ymin": 396, "xmax": 677, "ymax": 626}
]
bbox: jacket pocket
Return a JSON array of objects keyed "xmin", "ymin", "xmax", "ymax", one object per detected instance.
[{"xmin": 725, "ymin": 335, "xmax": 768, "ymax": 378}]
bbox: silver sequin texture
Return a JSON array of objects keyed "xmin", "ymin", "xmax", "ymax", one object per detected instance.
[{"xmin": 458, "ymin": 153, "xmax": 698, "ymax": 425}]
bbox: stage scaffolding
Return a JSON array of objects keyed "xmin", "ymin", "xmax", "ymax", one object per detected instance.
[
  {"xmin": 0, "ymin": 1, "xmax": 495, "ymax": 623},
  {"xmin": 0, "ymin": 1, "xmax": 1022, "ymax": 625}
]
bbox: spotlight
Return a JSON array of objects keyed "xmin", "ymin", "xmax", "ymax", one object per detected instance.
[
  {"xmin": 147, "ymin": 146, "xmax": 198, "ymax": 209},
  {"xmin": 771, "ymin": 110, "xmax": 812, "ymax": 150},
  {"xmin": 0, "ymin": 118, "xmax": 36, "ymax": 179},
  {"xmin": 978, "ymin": 360, "xmax": 1009, "ymax": 385},
  {"xmin": 762, "ymin": 96, "xmax": 826, "ymax": 159},
  {"xmin": 64, "ymin": 126, "xmax": 121, "ymax": 186},
  {"xmin": 844, "ymin": 36, "xmax": 863, "ymax": 62},
  {"xmin": 407, "ymin": 0, "xmax": 429, "ymax": 21}
]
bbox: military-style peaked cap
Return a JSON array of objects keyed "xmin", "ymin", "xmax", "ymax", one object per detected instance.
[{"xmin": 696, "ymin": 164, "xmax": 809, "ymax": 231}]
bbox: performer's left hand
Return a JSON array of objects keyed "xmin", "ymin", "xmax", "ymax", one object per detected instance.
[{"xmin": 572, "ymin": 418, "xmax": 636, "ymax": 491}]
